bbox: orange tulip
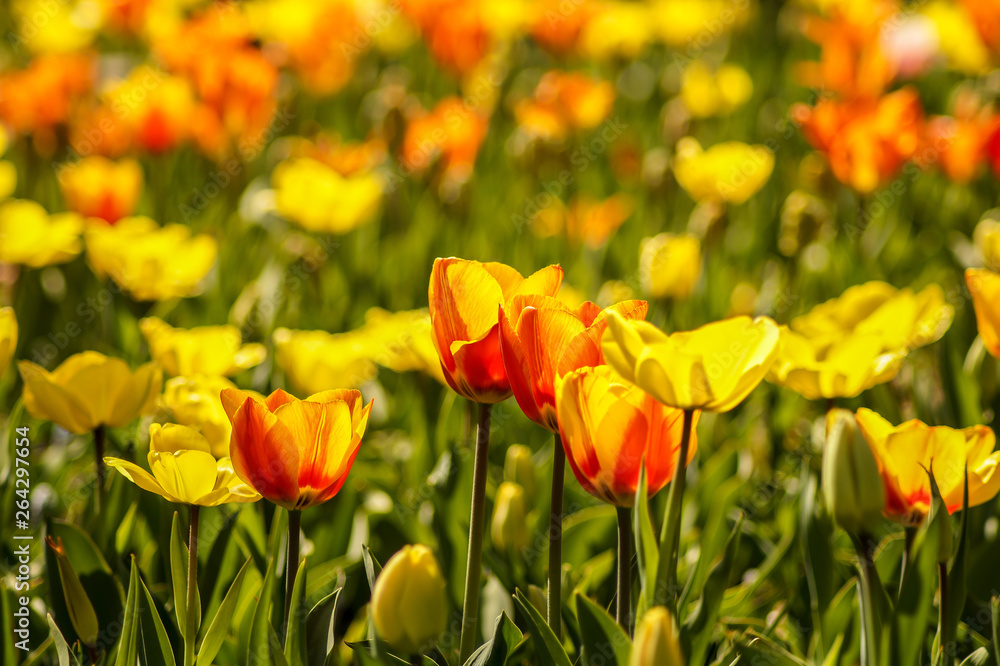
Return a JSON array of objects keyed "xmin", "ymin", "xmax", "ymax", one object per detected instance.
[
  {"xmin": 555, "ymin": 365, "xmax": 698, "ymax": 507},
  {"xmin": 401, "ymin": 98, "xmax": 489, "ymax": 186},
  {"xmin": 429, "ymin": 257, "xmax": 562, "ymax": 403},
  {"xmin": 499, "ymin": 296, "xmax": 647, "ymax": 430},
  {"xmin": 222, "ymin": 388, "xmax": 373, "ymax": 510}
]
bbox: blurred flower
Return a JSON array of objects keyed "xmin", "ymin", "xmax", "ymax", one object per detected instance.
[
  {"xmin": 630, "ymin": 606, "xmax": 684, "ymax": 666},
  {"xmin": 97, "ymin": 0, "xmax": 155, "ymax": 35},
  {"xmin": 85, "ymin": 217, "xmax": 218, "ymax": 301},
  {"xmin": 19, "ymin": 351, "xmax": 161, "ymax": 434},
  {"xmin": 529, "ymin": 0, "xmax": 597, "ymax": 55},
  {"xmin": 792, "ymin": 87, "xmax": 923, "ymax": 193},
  {"xmin": 602, "ymin": 311, "xmax": 779, "ymax": 412},
  {"xmin": 557, "ymin": 365, "xmax": 697, "ymax": 507},
  {"xmin": 0, "ymin": 127, "xmax": 16, "ymax": 201},
  {"xmin": 500, "ymin": 296, "xmax": 647, "ymax": 430},
  {"xmin": 491, "ymin": 481, "xmax": 529, "ymax": 551},
  {"xmin": 371, "ymin": 544, "xmax": 448, "ymax": 654},
  {"xmin": 579, "ymin": 2, "xmax": 653, "ymax": 60},
  {"xmin": 429, "ymin": 257, "xmax": 562, "ymax": 403},
  {"xmin": 673, "ymin": 138, "xmax": 774, "ymax": 204},
  {"xmin": 273, "ymin": 327, "xmax": 377, "ymax": 395},
  {"xmin": 923, "ymin": 0, "xmax": 992, "ymax": 74},
  {"xmin": 880, "ymin": 13, "xmax": 939, "ymax": 79},
  {"xmin": 282, "ymin": 133, "xmax": 388, "ymax": 176},
  {"xmin": 12, "ymin": 0, "xmax": 99, "ymax": 53},
  {"xmin": 778, "ymin": 190, "xmax": 833, "ymax": 257},
  {"xmin": 531, "ymin": 194, "xmax": 633, "ymax": 248},
  {"xmin": 398, "ymin": 0, "xmax": 492, "ymax": 75},
  {"xmin": 0, "ymin": 308, "xmax": 16, "ymax": 378},
  {"xmin": 161, "ymin": 375, "xmax": 237, "ymax": 459},
  {"xmin": 923, "ymin": 94, "xmax": 1000, "ymax": 183},
  {"xmin": 856, "ymin": 408, "xmax": 1000, "ymax": 524},
  {"xmin": 273, "ymin": 158, "xmax": 383, "ymax": 234},
  {"xmin": 768, "ymin": 281, "xmax": 953, "ymax": 400},
  {"xmin": 360, "ymin": 307, "xmax": 447, "ymax": 383},
  {"xmin": 959, "ymin": 0, "xmax": 1000, "ymax": 55},
  {"xmin": 597, "ymin": 280, "xmax": 636, "ymax": 308},
  {"xmin": 140, "ymin": 317, "xmax": 266, "ymax": 377},
  {"xmin": 0, "ymin": 200, "xmax": 84, "ymax": 267},
  {"xmin": 47, "ymin": 537, "xmax": 99, "ymax": 647},
  {"xmin": 650, "ymin": 0, "xmax": 750, "ymax": 48},
  {"xmin": 823, "ymin": 409, "xmax": 884, "ymax": 536},
  {"xmin": 504, "ymin": 444, "xmax": 536, "ymax": 500},
  {"xmin": 963, "ymin": 268, "xmax": 1000, "ymax": 361},
  {"xmin": 680, "ymin": 61, "xmax": 753, "ymax": 118},
  {"xmin": 57, "ymin": 157, "xmax": 143, "ymax": 224},
  {"xmin": 223, "ymin": 387, "xmax": 373, "ymax": 510},
  {"xmin": 402, "ymin": 97, "xmax": 489, "ymax": 188},
  {"xmin": 514, "ymin": 71, "xmax": 615, "ymax": 143},
  {"xmin": 106, "ymin": 423, "xmax": 260, "ymax": 505},
  {"xmin": 974, "ymin": 220, "xmax": 1000, "ymax": 271},
  {"xmin": 639, "ymin": 233, "xmax": 701, "ymax": 300}
]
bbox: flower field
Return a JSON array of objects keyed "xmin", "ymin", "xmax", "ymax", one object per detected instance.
[{"xmin": 2, "ymin": 0, "xmax": 1000, "ymax": 664}]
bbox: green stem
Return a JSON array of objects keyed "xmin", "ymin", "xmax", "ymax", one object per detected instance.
[
  {"xmin": 616, "ymin": 506, "xmax": 632, "ymax": 633},
  {"xmin": 938, "ymin": 561, "xmax": 950, "ymax": 666},
  {"xmin": 654, "ymin": 409, "xmax": 693, "ymax": 612},
  {"xmin": 547, "ymin": 435, "xmax": 565, "ymax": 640},
  {"xmin": 990, "ymin": 595, "xmax": 1000, "ymax": 666},
  {"xmin": 94, "ymin": 426, "xmax": 106, "ymax": 514},
  {"xmin": 899, "ymin": 527, "xmax": 916, "ymax": 600},
  {"xmin": 184, "ymin": 505, "xmax": 200, "ymax": 666},
  {"xmin": 458, "ymin": 402, "xmax": 492, "ymax": 664},
  {"xmin": 284, "ymin": 509, "xmax": 301, "ymax": 637},
  {"xmin": 854, "ymin": 535, "xmax": 879, "ymax": 666}
]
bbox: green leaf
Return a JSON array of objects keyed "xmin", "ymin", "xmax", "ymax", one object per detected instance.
[
  {"xmin": 197, "ymin": 558, "xmax": 251, "ymax": 666},
  {"xmin": 512, "ymin": 589, "xmax": 571, "ymax": 666},
  {"xmin": 46, "ymin": 614, "xmax": 82, "ymax": 666},
  {"xmin": 991, "ymin": 596, "xmax": 1000, "ymax": 666},
  {"xmin": 574, "ymin": 593, "xmax": 630, "ymax": 666},
  {"xmin": 248, "ymin": 557, "xmax": 277, "ymax": 666},
  {"xmin": 284, "ymin": 558, "xmax": 309, "ymax": 666},
  {"xmin": 960, "ymin": 647, "xmax": 992, "ymax": 666},
  {"xmin": 115, "ymin": 501, "xmax": 141, "ymax": 555},
  {"xmin": 682, "ymin": 514, "xmax": 743, "ymax": 666},
  {"xmin": 305, "ymin": 588, "xmax": 341, "ymax": 666},
  {"xmin": 463, "ymin": 610, "xmax": 523, "ymax": 666},
  {"xmin": 170, "ymin": 511, "xmax": 201, "ymax": 639},
  {"xmin": 362, "ymin": 545, "xmax": 382, "ymax": 595},
  {"xmin": 137, "ymin": 574, "xmax": 177, "ymax": 666},
  {"xmin": 946, "ymin": 471, "xmax": 970, "ymax": 644},
  {"xmin": 114, "ymin": 556, "xmax": 141, "ymax": 666},
  {"xmin": 632, "ymin": 465, "xmax": 659, "ymax": 625},
  {"xmin": 733, "ymin": 631, "xmax": 810, "ymax": 666},
  {"xmin": 269, "ymin": 623, "xmax": 291, "ymax": 666}
]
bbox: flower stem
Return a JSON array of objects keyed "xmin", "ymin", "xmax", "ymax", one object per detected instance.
[
  {"xmin": 458, "ymin": 402, "xmax": 491, "ymax": 664},
  {"xmin": 616, "ymin": 505, "xmax": 632, "ymax": 633},
  {"xmin": 898, "ymin": 526, "xmax": 916, "ymax": 600},
  {"xmin": 94, "ymin": 426, "xmax": 106, "ymax": 514},
  {"xmin": 284, "ymin": 509, "xmax": 301, "ymax": 637},
  {"xmin": 938, "ymin": 561, "xmax": 950, "ymax": 665},
  {"xmin": 655, "ymin": 409, "xmax": 693, "ymax": 611},
  {"xmin": 184, "ymin": 505, "xmax": 200, "ymax": 666},
  {"xmin": 547, "ymin": 435, "xmax": 565, "ymax": 640},
  {"xmin": 853, "ymin": 534, "xmax": 879, "ymax": 666}
]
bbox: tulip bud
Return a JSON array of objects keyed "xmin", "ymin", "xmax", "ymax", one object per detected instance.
[
  {"xmin": 630, "ymin": 607, "xmax": 685, "ymax": 666},
  {"xmin": 491, "ymin": 482, "xmax": 529, "ymax": 552},
  {"xmin": 371, "ymin": 545, "xmax": 448, "ymax": 655},
  {"xmin": 503, "ymin": 445, "xmax": 536, "ymax": 500},
  {"xmin": 47, "ymin": 537, "xmax": 99, "ymax": 646},
  {"xmin": 639, "ymin": 232, "xmax": 701, "ymax": 300},
  {"xmin": 823, "ymin": 409, "xmax": 885, "ymax": 536}
]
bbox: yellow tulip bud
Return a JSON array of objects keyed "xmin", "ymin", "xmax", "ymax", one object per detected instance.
[
  {"xmin": 503, "ymin": 445, "xmax": 536, "ymax": 500},
  {"xmin": 823, "ymin": 409, "xmax": 884, "ymax": 536},
  {"xmin": 371, "ymin": 545, "xmax": 448, "ymax": 655},
  {"xmin": 47, "ymin": 537, "xmax": 99, "ymax": 646},
  {"xmin": 491, "ymin": 482, "xmax": 529, "ymax": 552},
  {"xmin": 630, "ymin": 607, "xmax": 685, "ymax": 666}
]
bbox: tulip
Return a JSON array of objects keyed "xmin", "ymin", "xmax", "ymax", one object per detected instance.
[
  {"xmin": 530, "ymin": 194, "xmax": 633, "ymax": 249},
  {"xmin": 680, "ymin": 60, "xmax": 753, "ymax": 118},
  {"xmin": 823, "ymin": 410, "xmax": 884, "ymax": 537},
  {"xmin": 0, "ymin": 200, "xmax": 84, "ymax": 267},
  {"xmin": 503, "ymin": 444, "xmax": 536, "ymax": 500},
  {"xmin": 360, "ymin": 307, "xmax": 447, "ymax": 384},
  {"xmin": 47, "ymin": 537, "xmax": 99, "ymax": 648},
  {"xmin": 402, "ymin": 98, "xmax": 489, "ymax": 187},
  {"xmin": 85, "ymin": 217, "xmax": 218, "ymax": 301},
  {"xmin": 673, "ymin": 138, "xmax": 774, "ymax": 205},
  {"xmin": 273, "ymin": 157, "xmax": 383, "ymax": 234},
  {"xmin": 630, "ymin": 607, "xmax": 685, "ymax": 666},
  {"xmin": 768, "ymin": 281, "xmax": 953, "ymax": 400},
  {"xmin": 0, "ymin": 307, "xmax": 16, "ymax": 378},
  {"xmin": 371, "ymin": 545, "xmax": 448, "ymax": 656},
  {"xmin": 966, "ymin": 268, "xmax": 1000, "ymax": 360},
  {"xmin": 855, "ymin": 408, "xmax": 1000, "ymax": 525},
  {"xmin": 141, "ymin": 317, "xmax": 267, "ymax": 377},
  {"xmin": 57, "ymin": 156, "xmax": 143, "ymax": 224},
  {"xmin": 639, "ymin": 233, "xmax": 701, "ymax": 300},
  {"xmin": 273, "ymin": 327, "xmax": 377, "ymax": 395},
  {"xmin": 514, "ymin": 71, "xmax": 614, "ymax": 143},
  {"xmin": 491, "ymin": 482, "xmax": 529, "ymax": 553},
  {"xmin": 161, "ymin": 375, "xmax": 238, "ymax": 458}
]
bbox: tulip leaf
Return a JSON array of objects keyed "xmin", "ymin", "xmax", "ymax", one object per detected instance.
[
  {"xmin": 137, "ymin": 573, "xmax": 176, "ymax": 666},
  {"xmin": 269, "ymin": 623, "xmax": 291, "ymax": 666},
  {"xmin": 305, "ymin": 587, "xmax": 341, "ymax": 666},
  {"xmin": 115, "ymin": 501, "xmax": 140, "ymax": 556},
  {"xmin": 632, "ymin": 465, "xmax": 659, "ymax": 625},
  {"xmin": 512, "ymin": 589, "xmax": 572, "ymax": 666},
  {"xmin": 959, "ymin": 647, "xmax": 992, "ymax": 666},
  {"xmin": 946, "ymin": 471, "xmax": 970, "ymax": 644},
  {"xmin": 463, "ymin": 610, "xmax": 524, "ymax": 666},
  {"xmin": 248, "ymin": 557, "xmax": 277, "ymax": 666},
  {"xmin": 114, "ymin": 556, "xmax": 141, "ymax": 666},
  {"xmin": 170, "ymin": 511, "xmax": 201, "ymax": 639},
  {"xmin": 46, "ymin": 614, "xmax": 82, "ymax": 666},
  {"xmin": 362, "ymin": 544, "xmax": 382, "ymax": 594},
  {"xmin": 197, "ymin": 557, "xmax": 251, "ymax": 666},
  {"xmin": 573, "ymin": 593, "xmax": 630, "ymax": 666},
  {"xmin": 284, "ymin": 558, "xmax": 309, "ymax": 666},
  {"xmin": 732, "ymin": 631, "xmax": 810, "ymax": 666},
  {"xmin": 682, "ymin": 513, "xmax": 744, "ymax": 666}
]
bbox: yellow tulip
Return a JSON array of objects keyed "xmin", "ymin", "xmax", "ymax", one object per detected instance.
[
  {"xmin": 856, "ymin": 408, "xmax": 1000, "ymax": 525},
  {"xmin": 273, "ymin": 157, "xmax": 383, "ymax": 234},
  {"xmin": 106, "ymin": 423, "xmax": 260, "ymax": 506},
  {"xmin": 491, "ymin": 482, "xmax": 530, "ymax": 552},
  {"xmin": 823, "ymin": 409, "xmax": 884, "ymax": 536},
  {"xmin": 579, "ymin": 2, "xmax": 654, "ymax": 61},
  {"xmin": 922, "ymin": 0, "xmax": 991, "ymax": 75},
  {"xmin": 273, "ymin": 327, "xmax": 377, "ymax": 396},
  {"xmin": 0, "ymin": 200, "xmax": 84, "ymax": 267},
  {"xmin": 639, "ymin": 233, "xmax": 701, "ymax": 300},
  {"xmin": 651, "ymin": 0, "xmax": 750, "ymax": 47},
  {"xmin": 57, "ymin": 156, "xmax": 143, "ymax": 224},
  {"xmin": 0, "ymin": 307, "xmax": 16, "ymax": 377},
  {"xmin": 371, "ymin": 544, "xmax": 448, "ymax": 655},
  {"xmin": 680, "ymin": 61, "xmax": 753, "ymax": 118},
  {"xmin": 974, "ymin": 218, "xmax": 1000, "ymax": 271},
  {"xmin": 85, "ymin": 217, "xmax": 218, "ymax": 301},
  {"xmin": 768, "ymin": 281, "xmax": 954, "ymax": 400},
  {"xmin": 630, "ymin": 606, "xmax": 685, "ymax": 666},
  {"xmin": 359, "ymin": 307, "xmax": 447, "ymax": 384},
  {"xmin": 161, "ymin": 375, "xmax": 237, "ymax": 458},
  {"xmin": 965, "ymin": 269, "xmax": 1000, "ymax": 360},
  {"xmin": 673, "ymin": 138, "xmax": 774, "ymax": 204},
  {"xmin": 140, "ymin": 317, "xmax": 266, "ymax": 377},
  {"xmin": 602, "ymin": 311, "xmax": 779, "ymax": 412},
  {"xmin": 504, "ymin": 444, "xmax": 536, "ymax": 501},
  {"xmin": 19, "ymin": 352, "xmax": 162, "ymax": 434}
]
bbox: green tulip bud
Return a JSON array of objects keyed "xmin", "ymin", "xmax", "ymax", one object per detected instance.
[
  {"xmin": 823, "ymin": 409, "xmax": 884, "ymax": 537},
  {"xmin": 371, "ymin": 544, "xmax": 448, "ymax": 655},
  {"xmin": 504, "ymin": 445, "xmax": 536, "ymax": 500},
  {"xmin": 47, "ymin": 537, "xmax": 99, "ymax": 646},
  {"xmin": 630, "ymin": 607, "xmax": 685, "ymax": 666},
  {"xmin": 491, "ymin": 482, "xmax": 529, "ymax": 552}
]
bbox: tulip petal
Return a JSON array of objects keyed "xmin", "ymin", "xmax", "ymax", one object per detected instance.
[
  {"xmin": 429, "ymin": 258, "xmax": 505, "ymax": 370},
  {"xmin": 19, "ymin": 360, "xmax": 96, "ymax": 434},
  {"xmin": 106, "ymin": 457, "xmax": 175, "ymax": 502},
  {"xmin": 229, "ymin": 396, "xmax": 301, "ymax": 507},
  {"xmin": 221, "ymin": 387, "xmax": 264, "ymax": 423},
  {"xmin": 450, "ymin": 323, "xmax": 511, "ymax": 403},
  {"xmin": 153, "ymin": 450, "xmax": 220, "ymax": 505},
  {"xmin": 108, "ymin": 362, "xmax": 162, "ymax": 427},
  {"xmin": 274, "ymin": 399, "xmax": 354, "ymax": 496}
]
